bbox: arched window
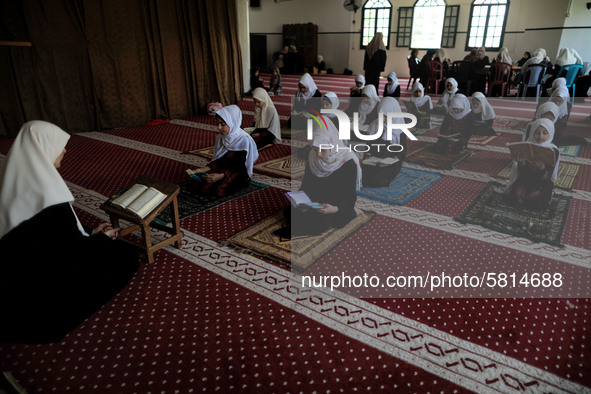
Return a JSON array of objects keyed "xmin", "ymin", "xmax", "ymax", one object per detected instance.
[
  {"xmin": 411, "ymin": 0, "xmax": 446, "ymax": 49},
  {"xmin": 466, "ymin": 0, "xmax": 509, "ymax": 50},
  {"xmin": 360, "ymin": 0, "xmax": 392, "ymax": 48}
]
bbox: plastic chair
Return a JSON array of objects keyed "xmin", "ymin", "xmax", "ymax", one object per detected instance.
[
  {"xmin": 425, "ymin": 60, "xmax": 443, "ymax": 95},
  {"xmin": 487, "ymin": 62, "xmax": 512, "ymax": 97},
  {"xmin": 406, "ymin": 56, "xmax": 420, "ymax": 90},
  {"xmin": 555, "ymin": 64, "xmax": 583, "ymax": 103},
  {"xmin": 450, "ymin": 61, "xmax": 475, "ymax": 95},
  {"xmin": 518, "ymin": 64, "xmax": 547, "ymax": 102}
]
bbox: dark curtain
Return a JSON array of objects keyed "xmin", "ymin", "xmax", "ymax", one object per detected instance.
[{"xmin": 0, "ymin": 0, "xmax": 243, "ymax": 137}]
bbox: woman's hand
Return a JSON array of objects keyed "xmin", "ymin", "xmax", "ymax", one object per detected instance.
[
  {"xmin": 203, "ymin": 173, "xmax": 224, "ymax": 183},
  {"xmin": 92, "ymin": 222, "xmax": 112, "ymax": 236},
  {"xmin": 317, "ymin": 204, "xmax": 338, "ymax": 215},
  {"xmin": 102, "ymin": 226, "xmax": 121, "ymax": 240},
  {"xmin": 193, "ymin": 167, "xmax": 210, "ymax": 174}
]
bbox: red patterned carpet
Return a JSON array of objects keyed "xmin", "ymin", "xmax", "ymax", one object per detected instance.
[{"xmin": 1, "ymin": 73, "xmax": 591, "ymax": 392}]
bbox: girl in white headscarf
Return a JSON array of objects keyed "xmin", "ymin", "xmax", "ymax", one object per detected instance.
[
  {"xmin": 276, "ymin": 118, "xmax": 363, "ymax": 237},
  {"xmin": 471, "ymin": 92, "xmax": 496, "ymax": 136},
  {"xmin": 289, "ymin": 73, "xmax": 322, "ymax": 129},
  {"xmin": 524, "ymin": 101, "xmax": 560, "ymax": 142},
  {"xmin": 494, "ymin": 47, "xmax": 513, "ymax": 65},
  {"xmin": 358, "ymin": 85, "xmax": 380, "ymax": 126},
  {"xmin": 546, "ymin": 77, "xmax": 566, "ymax": 97},
  {"xmin": 432, "ymin": 94, "xmax": 474, "ymax": 154},
  {"xmin": 520, "ymin": 48, "xmax": 551, "ymax": 76},
  {"xmin": 407, "ymin": 81, "xmax": 432, "ymax": 129},
  {"xmin": 383, "ymin": 72, "xmax": 400, "ymax": 98},
  {"xmin": 0, "ymin": 121, "xmax": 139, "ymax": 343},
  {"xmin": 251, "ymin": 87, "xmax": 281, "ymax": 149},
  {"xmin": 555, "ymin": 48, "xmax": 583, "ymax": 67},
  {"xmin": 351, "ymin": 74, "xmax": 366, "ymax": 97},
  {"xmin": 505, "ymin": 118, "xmax": 560, "ymax": 210},
  {"xmin": 434, "ymin": 77, "xmax": 459, "ymax": 115},
  {"xmin": 191, "ymin": 105, "xmax": 259, "ymax": 197}
]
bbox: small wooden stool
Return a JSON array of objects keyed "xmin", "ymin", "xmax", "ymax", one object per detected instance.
[{"xmin": 100, "ymin": 176, "xmax": 183, "ymax": 263}]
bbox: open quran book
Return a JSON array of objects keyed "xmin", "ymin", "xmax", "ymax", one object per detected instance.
[
  {"xmin": 507, "ymin": 142, "xmax": 557, "ymax": 167},
  {"xmin": 111, "ymin": 184, "xmax": 167, "ymax": 218},
  {"xmin": 285, "ymin": 191, "xmax": 324, "ymax": 209}
]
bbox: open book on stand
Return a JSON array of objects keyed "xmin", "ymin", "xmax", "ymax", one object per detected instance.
[
  {"xmin": 285, "ymin": 191, "xmax": 324, "ymax": 209},
  {"xmin": 110, "ymin": 184, "xmax": 167, "ymax": 218},
  {"xmin": 507, "ymin": 142, "xmax": 557, "ymax": 167},
  {"xmin": 362, "ymin": 156, "xmax": 400, "ymax": 166}
]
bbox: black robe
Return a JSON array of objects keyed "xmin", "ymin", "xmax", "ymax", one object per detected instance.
[
  {"xmin": 0, "ymin": 203, "xmax": 139, "ymax": 344},
  {"xmin": 383, "ymin": 85, "xmax": 401, "ymax": 98},
  {"xmin": 192, "ymin": 150, "xmax": 250, "ymax": 197},
  {"xmin": 364, "ymin": 49, "xmax": 387, "ymax": 90}
]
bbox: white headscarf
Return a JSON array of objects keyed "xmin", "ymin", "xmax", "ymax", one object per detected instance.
[
  {"xmin": 366, "ymin": 32, "xmax": 386, "ymax": 60},
  {"xmin": 555, "ymin": 48, "xmax": 583, "ymax": 67},
  {"xmin": 411, "ymin": 82, "xmax": 432, "ymax": 109},
  {"xmin": 551, "ymin": 87, "xmax": 570, "ymax": 118},
  {"xmin": 534, "ymin": 102, "xmax": 560, "ymax": 123},
  {"xmin": 448, "ymin": 94, "xmax": 471, "ymax": 120},
  {"xmin": 296, "ymin": 73, "xmax": 318, "ymax": 100},
  {"xmin": 495, "ymin": 47, "xmax": 512, "ymax": 65},
  {"xmin": 355, "ymin": 74, "xmax": 366, "ymax": 89},
  {"xmin": 546, "ymin": 77, "xmax": 566, "ymax": 96},
  {"xmin": 366, "ymin": 97, "xmax": 405, "ymax": 145},
  {"xmin": 323, "ymin": 92, "xmax": 339, "ymax": 118},
  {"xmin": 213, "ymin": 105, "xmax": 259, "ymax": 177},
  {"xmin": 0, "ymin": 121, "xmax": 88, "ymax": 239},
  {"xmin": 440, "ymin": 78, "xmax": 458, "ymax": 108},
  {"xmin": 521, "ymin": 48, "xmax": 549, "ymax": 74},
  {"xmin": 358, "ymin": 85, "xmax": 380, "ymax": 125},
  {"xmin": 471, "ymin": 92, "xmax": 495, "ymax": 121},
  {"xmin": 308, "ymin": 120, "xmax": 362, "ymax": 190},
  {"xmin": 385, "ymin": 72, "xmax": 399, "ymax": 95},
  {"xmin": 253, "ymin": 88, "xmax": 281, "ymax": 141}
]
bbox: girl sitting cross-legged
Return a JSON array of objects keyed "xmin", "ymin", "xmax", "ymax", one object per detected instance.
[{"xmin": 431, "ymin": 94, "xmax": 474, "ymax": 155}]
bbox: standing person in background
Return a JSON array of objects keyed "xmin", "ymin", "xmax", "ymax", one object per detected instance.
[
  {"xmin": 472, "ymin": 46, "xmax": 490, "ymax": 94},
  {"xmin": 278, "ymin": 45, "xmax": 290, "ymax": 74},
  {"xmin": 364, "ymin": 32, "xmax": 387, "ymax": 91}
]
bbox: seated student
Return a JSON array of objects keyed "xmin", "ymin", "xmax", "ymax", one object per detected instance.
[
  {"xmin": 505, "ymin": 118, "xmax": 560, "ymax": 211},
  {"xmin": 434, "ymin": 48, "xmax": 450, "ymax": 78},
  {"xmin": 383, "ymin": 72, "xmax": 401, "ymax": 98},
  {"xmin": 471, "ymin": 92, "xmax": 496, "ymax": 136},
  {"xmin": 314, "ymin": 55, "xmax": 326, "ymax": 73},
  {"xmin": 546, "ymin": 77, "xmax": 566, "ymax": 97},
  {"xmin": 276, "ymin": 120, "xmax": 363, "ymax": 237},
  {"xmin": 550, "ymin": 86, "xmax": 571, "ymax": 143},
  {"xmin": 433, "ymin": 77, "xmax": 459, "ymax": 115},
  {"xmin": 190, "ymin": 105, "xmax": 259, "ymax": 197},
  {"xmin": 269, "ymin": 67, "xmax": 283, "ymax": 95},
  {"xmin": 288, "ymin": 73, "xmax": 322, "ymax": 129},
  {"xmin": 251, "ymin": 88, "xmax": 281, "ymax": 149},
  {"xmin": 0, "ymin": 121, "xmax": 139, "ymax": 344},
  {"xmin": 523, "ymin": 102, "xmax": 560, "ymax": 142},
  {"xmin": 543, "ymin": 48, "xmax": 583, "ymax": 93},
  {"xmin": 357, "ymin": 84, "xmax": 380, "ymax": 127},
  {"xmin": 516, "ymin": 51, "xmax": 531, "ymax": 67},
  {"xmin": 406, "ymin": 82, "xmax": 433, "ymax": 129},
  {"xmin": 321, "ymin": 92, "xmax": 342, "ymax": 132},
  {"xmin": 361, "ymin": 97, "xmax": 407, "ymax": 188},
  {"xmin": 249, "ymin": 67, "xmax": 267, "ymax": 94},
  {"xmin": 347, "ymin": 74, "xmax": 366, "ymax": 115},
  {"xmin": 431, "ymin": 94, "xmax": 474, "ymax": 154}
]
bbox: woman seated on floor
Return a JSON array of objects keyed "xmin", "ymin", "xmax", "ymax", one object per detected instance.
[
  {"xmin": 383, "ymin": 72, "xmax": 401, "ymax": 98},
  {"xmin": 406, "ymin": 82, "xmax": 432, "ymax": 129},
  {"xmin": 322, "ymin": 92, "xmax": 343, "ymax": 134},
  {"xmin": 0, "ymin": 121, "xmax": 139, "ymax": 344},
  {"xmin": 433, "ymin": 77, "xmax": 459, "ymax": 116},
  {"xmin": 525, "ymin": 102, "xmax": 560, "ymax": 141},
  {"xmin": 288, "ymin": 73, "xmax": 322, "ymax": 129},
  {"xmin": 505, "ymin": 118, "xmax": 560, "ymax": 211},
  {"xmin": 361, "ymin": 97, "xmax": 407, "ymax": 188},
  {"xmin": 251, "ymin": 87, "xmax": 281, "ymax": 149},
  {"xmin": 275, "ymin": 119, "xmax": 363, "ymax": 238},
  {"xmin": 549, "ymin": 86, "xmax": 572, "ymax": 145},
  {"xmin": 346, "ymin": 74, "xmax": 365, "ymax": 116},
  {"xmin": 431, "ymin": 94, "xmax": 474, "ymax": 155},
  {"xmin": 190, "ymin": 105, "xmax": 259, "ymax": 197},
  {"xmin": 471, "ymin": 92, "xmax": 496, "ymax": 136}
]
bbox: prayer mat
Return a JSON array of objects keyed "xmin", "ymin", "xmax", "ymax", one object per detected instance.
[
  {"xmin": 153, "ymin": 180, "xmax": 269, "ymax": 225},
  {"xmin": 409, "ymin": 123, "xmax": 438, "ymax": 136},
  {"xmin": 493, "ymin": 118, "xmax": 528, "ymax": 131},
  {"xmin": 558, "ymin": 145, "xmax": 581, "ymax": 158},
  {"xmin": 406, "ymin": 145, "xmax": 475, "ymax": 170},
  {"xmin": 468, "ymin": 134, "xmax": 498, "ymax": 145},
  {"xmin": 253, "ymin": 155, "xmax": 306, "ymax": 179},
  {"xmin": 358, "ymin": 167, "xmax": 443, "ymax": 205},
  {"xmin": 497, "ymin": 161, "xmax": 581, "ymax": 191},
  {"xmin": 455, "ymin": 181, "xmax": 571, "ymax": 247},
  {"xmin": 223, "ymin": 210, "xmax": 375, "ymax": 271},
  {"xmin": 184, "ymin": 146, "xmax": 214, "ymax": 159}
]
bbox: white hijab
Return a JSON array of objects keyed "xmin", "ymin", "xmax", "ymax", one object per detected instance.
[
  {"xmin": 296, "ymin": 73, "xmax": 318, "ymax": 100},
  {"xmin": 355, "ymin": 74, "xmax": 366, "ymax": 89},
  {"xmin": 253, "ymin": 88, "xmax": 281, "ymax": 141},
  {"xmin": 358, "ymin": 85, "xmax": 380, "ymax": 125},
  {"xmin": 509, "ymin": 118, "xmax": 560, "ymax": 186},
  {"xmin": 367, "ymin": 97, "xmax": 405, "ymax": 145},
  {"xmin": 551, "ymin": 87, "xmax": 570, "ymax": 118},
  {"xmin": 521, "ymin": 48, "xmax": 549, "ymax": 74},
  {"xmin": 495, "ymin": 47, "xmax": 512, "ymax": 65},
  {"xmin": 385, "ymin": 72, "xmax": 399, "ymax": 95},
  {"xmin": 213, "ymin": 105, "xmax": 259, "ymax": 177},
  {"xmin": 0, "ymin": 121, "xmax": 88, "ymax": 239},
  {"xmin": 534, "ymin": 102, "xmax": 560, "ymax": 123},
  {"xmin": 411, "ymin": 82, "xmax": 433, "ymax": 109},
  {"xmin": 323, "ymin": 92, "xmax": 339, "ymax": 118},
  {"xmin": 440, "ymin": 78, "xmax": 458, "ymax": 108},
  {"xmin": 308, "ymin": 120, "xmax": 362, "ymax": 190},
  {"xmin": 555, "ymin": 48, "xmax": 583, "ymax": 67},
  {"xmin": 448, "ymin": 94, "xmax": 471, "ymax": 120},
  {"xmin": 366, "ymin": 32, "xmax": 386, "ymax": 59},
  {"xmin": 546, "ymin": 77, "xmax": 566, "ymax": 96},
  {"xmin": 471, "ymin": 92, "xmax": 495, "ymax": 121}
]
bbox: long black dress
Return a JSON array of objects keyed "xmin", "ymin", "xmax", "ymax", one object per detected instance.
[
  {"xmin": 364, "ymin": 49, "xmax": 387, "ymax": 91},
  {"xmin": 192, "ymin": 150, "xmax": 250, "ymax": 197},
  {"xmin": 0, "ymin": 203, "xmax": 139, "ymax": 344}
]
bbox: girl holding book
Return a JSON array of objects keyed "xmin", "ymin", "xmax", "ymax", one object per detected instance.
[
  {"xmin": 505, "ymin": 118, "xmax": 560, "ymax": 210},
  {"xmin": 407, "ymin": 81, "xmax": 432, "ymax": 129},
  {"xmin": 471, "ymin": 92, "xmax": 496, "ymax": 136},
  {"xmin": 433, "ymin": 77, "xmax": 459, "ymax": 115},
  {"xmin": 251, "ymin": 87, "xmax": 281, "ymax": 149},
  {"xmin": 276, "ymin": 118, "xmax": 362, "ymax": 237},
  {"xmin": 383, "ymin": 72, "xmax": 401, "ymax": 98},
  {"xmin": 0, "ymin": 121, "xmax": 139, "ymax": 344},
  {"xmin": 358, "ymin": 84, "xmax": 380, "ymax": 127},
  {"xmin": 287, "ymin": 73, "xmax": 322, "ymax": 129},
  {"xmin": 431, "ymin": 94, "xmax": 474, "ymax": 154},
  {"xmin": 346, "ymin": 74, "xmax": 366, "ymax": 116},
  {"xmin": 190, "ymin": 105, "xmax": 259, "ymax": 197}
]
